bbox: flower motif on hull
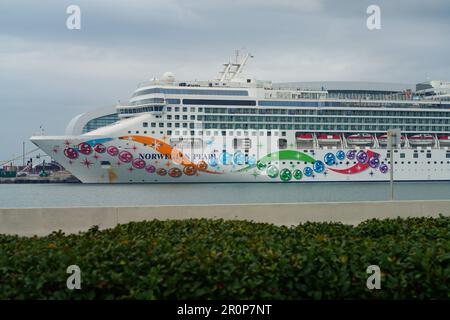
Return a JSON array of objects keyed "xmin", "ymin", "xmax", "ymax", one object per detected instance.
[{"xmin": 81, "ymin": 158, "xmax": 93, "ymax": 168}]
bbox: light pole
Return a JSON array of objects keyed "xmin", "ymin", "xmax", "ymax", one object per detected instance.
[
  {"xmin": 22, "ymin": 141, "xmax": 25, "ymax": 167},
  {"xmin": 387, "ymin": 129, "xmax": 401, "ymax": 201}
]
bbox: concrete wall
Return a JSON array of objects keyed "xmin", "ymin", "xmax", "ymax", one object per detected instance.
[{"xmin": 1, "ymin": 200, "xmax": 449, "ymax": 237}]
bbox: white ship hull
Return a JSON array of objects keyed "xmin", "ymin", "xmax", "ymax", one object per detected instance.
[{"xmin": 31, "ymin": 134, "xmax": 450, "ymax": 183}]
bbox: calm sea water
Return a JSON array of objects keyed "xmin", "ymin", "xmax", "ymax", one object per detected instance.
[{"xmin": 1, "ymin": 182, "xmax": 450, "ymax": 208}]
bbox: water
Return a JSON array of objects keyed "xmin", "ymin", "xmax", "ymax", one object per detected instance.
[{"xmin": 1, "ymin": 182, "xmax": 450, "ymax": 208}]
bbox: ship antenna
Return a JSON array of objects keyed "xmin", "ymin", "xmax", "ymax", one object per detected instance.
[{"xmin": 216, "ymin": 50, "xmax": 253, "ymax": 83}]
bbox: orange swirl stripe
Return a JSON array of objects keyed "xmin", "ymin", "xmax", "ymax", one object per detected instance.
[{"xmin": 119, "ymin": 135, "xmax": 222, "ymax": 174}]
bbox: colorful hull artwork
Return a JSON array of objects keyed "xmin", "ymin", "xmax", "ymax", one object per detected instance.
[{"xmin": 30, "ymin": 134, "xmax": 450, "ymax": 183}]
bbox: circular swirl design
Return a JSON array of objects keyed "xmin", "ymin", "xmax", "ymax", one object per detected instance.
[
  {"xmin": 324, "ymin": 153, "xmax": 336, "ymax": 166},
  {"xmin": 197, "ymin": 160, "xmax": 208, "ymax": 171},
  {"xmin": 64, "ymin": 147, "xmax": 78, "ymax": 159},
  {"xmin": 313, "ymin": 160, "xmax": 325, "ymax": 173},
  {"xmin": 132, "ymin": 158, "xmax": 146, "ymax": 169},
  {"xmin": 368, "ymin": 156, "xmax": 380, "ymax": 169},
  {"xmin": 93, "ymin": 143, "xmax": 106, "ymax": 153},
  {"xmin": 356, "ymin": 151, "xmax": 368, "ymax": 164},
  {"xmin": 118, "ymin": 151, "xmax": 133, "ymax": 163},
  {"xmin": 336, "ymin": 150, "xmax": 345, "ymax": 161},
  {"xmin": 233, "ymin": 152, "xmax": 245, "ymax": 165},
  {"xmin": 293, "ymin": 169, "xmax": 303, "ymax": 180},
  {"xmin": 279, "ymin": 168, "xmax": 292, "ymax": 182},
  {"xmin": 78, "ymin": 142, "xmax": 92, "ymax": 155},
  {"xmin": 266, "ymin": 165, "xmax": 279, "ymax": 178},
  {"xmin": 156, "ymin": 168, "xmax": 167, "ymax": 176},
  {"xmin": 145, "ymin": 165, "xmax": 156, "ymax": 173},
  {"xmin": 346, "ymin": 150, "xmax": 356, "ymax": 160},
  {"xmin": 256, "ymin": 161, "xmax": 267, "ymax": 171},
  {"xmin": 303, "ymin": 167, "xmax": 313, "ymax": 177},
  {"xmin": 107, "ymin": 146, "xmax": 119, "ymax": 156},
  {"xmin": 183, "ymin": 165, "xmax": 197, "ymax": 176},
  {"xmin": 168, "ymin": 168, "xmax": 182, "ymax": 178}
]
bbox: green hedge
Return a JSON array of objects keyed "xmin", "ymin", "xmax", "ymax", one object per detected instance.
[{"xmin": 1, "ymin": 216, "xmax": 449, "ymax": 299}]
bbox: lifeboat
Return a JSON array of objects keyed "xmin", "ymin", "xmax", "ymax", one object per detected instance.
[
  {"xmin": 317, "ymin": 134, "xmax": 340, "ymax": 144},
  {"xmin": 408, "ymin": 134, "xmax": 434, "ymax": 146},
  {"xmin": 378, "ymin": 134, "xmax": 405, "ymax": 145},
  {"xmin": 437, "ymin": 135, "xmax": 450, "ymax": 146},
  {"xmin": 295, "ymin": 133, "xmax": 313, "ymax": 142},
  {"xmin": 347, "ymin": 134, "xmax": 373, "ymax": 145}
]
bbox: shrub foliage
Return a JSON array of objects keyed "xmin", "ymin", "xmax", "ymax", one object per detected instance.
[{"xmin": 0, "ymin": 216, "xmax": 449, "ymax": 299}]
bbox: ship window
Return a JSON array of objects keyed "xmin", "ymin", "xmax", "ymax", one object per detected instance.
[
  {"xmin": 167, "ymin": 130, "xmax": 172, "ymax": 135},
  {"xmin": 144, "ymin": 131, "xmax": 147, "ymax": 134},
  {"xmin": 426, "ymin": 153, "xmax": 432, "ymax": 158},
  {"xmin": 101, "ymin": 161, "xmax": 111, "ymax": 166},
  {"xmin": 183, "ymin": 107, "xmax": 187, "ymax": 112},
  {"xmin": 175, "ymin": 123, "xmax": 180, "ymax": 128},
  {"xmin": 159, "ymin": 123, "xmax": 164, "ymax": 127},
  {"xmin": 446, "ymin": 153, "xmax": 450, "ymax": 158},
  {"xmin": 413, "ymin": 153, "xmax": 419, "ymax": 158},
  {"xmin": 190, "ymin": 107, "xmax": 196, "ymax": 112},
  {"xmin": 183, "ymin": 123, "xmax": 188, "ymax": 128},
  {"xmin": 183, "ymin": 115, "xmax": 188, "ymax": 120},
  {"xmin": 175, "ymin": 107, "xmax": 180, "ymax": 112},
  {"xmin": 175, "ymin": 115, "xmax": 180, "ymax": 120},
  {"xmin": 135, "ymin": 131, "xmax": 139, "ymax": 134},
  {"xmin": 400, "ymin": 153, "xmax": 405, "ymax": 158},
  {"xmin": 128, "ymin": 131, "xmax": 131, "ymax": 134},
  {"xmin": 267, "ymin": 131, "xmax": 271, "ymax": 136},
  {"xmin": 278, "ymin": 139, "xmax": 288, "ymax": 149},
  {"xmin": 167, "ymin": 115, "xmax": 172, "ymax": 120},
  {"xmin": 166, "ymin": 107, "xmax": 172, "ymax": 112},
  {"xmin": 167, "ymin": 123, "xmax": 172, "ymax": 127},
  {"xmin": 151, "ymin": 123, "xmax": 156, "ymax": 127}
]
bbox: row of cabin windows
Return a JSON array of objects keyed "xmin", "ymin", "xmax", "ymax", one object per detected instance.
[
  {"xmin": 202, "ymin": 123, "xmax": 450, "ymax": 131},
  {"xmin": 166, "ymin": 106, "xmax": 450, "ymax": 119},
  {"xmin": 192, "ymin": 107, "xmax": 450, "ymax": 118},
  {"xmin": 166, "ymin": 107, "xmax": 201, "ymax": 112},
  {"xmin": 199, "ymin": 115, "xmax": 450, "ymax": 125},
  {"xmin": 166, "ymin": 115, "xmax": 196, "ymax": 120}
]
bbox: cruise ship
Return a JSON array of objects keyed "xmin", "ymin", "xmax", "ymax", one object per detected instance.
[{"xmin": 30, "ymin": 53, "xmax": 450, "ymax": 183}]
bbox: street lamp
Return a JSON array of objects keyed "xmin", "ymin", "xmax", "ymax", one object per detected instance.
[{"xmin": 387, "ymin": 129, "xmax": 401, "ymax": 200}]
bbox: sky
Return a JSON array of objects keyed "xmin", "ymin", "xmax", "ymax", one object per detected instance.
[{"xmin": 1, "ymin": 0, "xmax": 450, "ymax": 162}]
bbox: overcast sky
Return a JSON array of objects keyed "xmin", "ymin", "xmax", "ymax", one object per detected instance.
[{"xmin": 1, "ymin": 0, "xmax": 450, "ymax": 161}]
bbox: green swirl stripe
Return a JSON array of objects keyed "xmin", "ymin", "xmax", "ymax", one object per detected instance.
[{"xmin": 238, "ymin": 150, "xmax": 316, "ymax": 172}]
